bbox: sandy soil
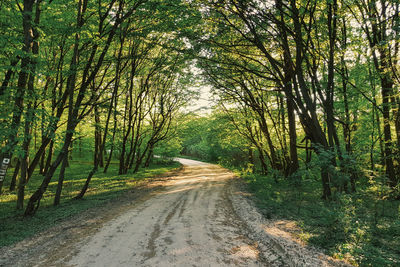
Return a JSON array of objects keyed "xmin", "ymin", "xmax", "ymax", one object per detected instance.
[{"xmin": 0, "ymin": 158, "xmax": 352, "ymax": 267}]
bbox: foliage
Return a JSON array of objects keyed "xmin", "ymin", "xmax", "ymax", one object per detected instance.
[
  {"xmin": 241, "ymin": 169, "xmax": 400, "ymax": 266},
  {"xmin": 154, "ymin": 137, "xmax": 182, "ymax": 158},
  {"xmin": 178, "ymin": 112, "xmax": 250, "ymax": 167}
]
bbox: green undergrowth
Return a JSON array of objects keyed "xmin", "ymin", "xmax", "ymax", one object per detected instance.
[
  {"xmin": 241, "ymin": 170, "xmax": 400, "ymax": 266},
  {"xmin": 0, "ymin": 158, "xmax": 181, "ymax": 248}
]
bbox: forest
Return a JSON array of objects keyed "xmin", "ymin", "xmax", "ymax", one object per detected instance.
[{"xmin": 0, "ymin": 0, "xmax": 399, "ymax": 266}]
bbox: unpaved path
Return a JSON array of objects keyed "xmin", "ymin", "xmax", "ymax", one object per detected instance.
[{"xmin": 0, "ymin": 159, "xmax": 351, "ymax": 267}]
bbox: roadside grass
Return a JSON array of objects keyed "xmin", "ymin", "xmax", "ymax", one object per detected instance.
[
  {"xmin": 241, "ymin": 172, "xmax": 400, "ymax": 266},
  {"xmin": 0, "ymin": 158, "xmax": 181, "ymax": 248}
]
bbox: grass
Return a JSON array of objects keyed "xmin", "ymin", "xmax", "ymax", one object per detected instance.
[
  {"xmin": 0, "ymin": 158, "xmax": 181, "ymax": 248},
  {"xmin": 241, "ymin": 171, "xmax": 400, "ymax": 266}
]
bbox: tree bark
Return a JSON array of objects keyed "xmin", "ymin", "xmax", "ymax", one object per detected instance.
[
  {"xmin": 53, "ymin": 153, "xmax": 68, "ymax": 205},
  {"xmin": 9, "ymin": 160, "xmax": 20, "ymax": 191},
  {"xmin": 287, "ymin": 96, "xmax": 299, "ymax": 175}
]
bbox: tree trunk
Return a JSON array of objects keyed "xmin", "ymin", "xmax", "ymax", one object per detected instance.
[
  {"xmin": 24, "ymin": 139, "xmax": 71, "ymax": 216},
  {"xmin": 104, "ymin": 89, "xmax": 119, "ymax": 173},
  {"xmin": 144, "ymin": 145, "xmax": 154, "ymax": 168},
  {"xmin": 16, "ymin": 0, "xmax": 42, "ymax": 208},
  {"xmin": 53, "ymin": 153, "xmax": 68, "ymax": 205},
  {"xmin": 9, "ymin": 160, "xmax": 20, "ymax": 191},
  {"xmin": 75, "ymin": 165, "xmax": 97, "ymax": 200},
  {"xmin": 44, "ymin": 140, "xmax": 54, "ymax": 175},
  {"xmin": 119, "ymin": 93, "xmax": 131, "ymax": 175},
  {"xmin": 39, "ymin": 143, "xmax": 46, "ymax": 174},
  {"xmin": 287, "ymin": 96, "xmax": 299, "ymax": 175},
  {"xmin": 381, "ymin": 77, "xmax": 397, "ymax": 187},
  {"xmin": 17, "ymin": 100, "xmax": 34, "ymax": 209},
  {"xmin": 0, "ymin": 58, "xmax": 20, "ymax": 97},
  {"xmin": 258, "ymin": 118, "xmax": 280, "ymax": 170},
  {"xmin": 94, "ymin": 105, "xmax": 101, "ymax": 166},
  {"xmin": 17, "ymin": 157, "xmax": 28, "ymax": 209}
]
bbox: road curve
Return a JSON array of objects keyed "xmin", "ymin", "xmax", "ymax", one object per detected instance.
[{"xmin": 68, "ymin": 158, "xmax": 263, "ymax": 266}]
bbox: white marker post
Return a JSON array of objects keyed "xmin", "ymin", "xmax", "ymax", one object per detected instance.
[{"xmin": 0, "ymin": 158, "xmax": 10, "ymax": 182}]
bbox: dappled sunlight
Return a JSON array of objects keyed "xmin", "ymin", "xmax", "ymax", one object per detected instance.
[
  {"xmin": 0, "ymin": 193, "xmax": 17, "ymax": 204},
  {"xmin": 230, "ymin": 244, "xmax": 259, "ymax": 259},
  {"xmin": 164, "ymin": 172, "xmax": 233, "ymax": 185},
  {"xmin": 48, "ymin": 178, "xmax": 90, "ymax": 186},
  {"xmin": 168, "ymin": 246, "xmax": 193, "ymax": 256},
  {"xmin": 159, "ymin": 178, "xmax": 227, "ymax": 195},
  {"xmin": 260, "ymin": 221, "xmax": 304, "ymax": 246},
  {"xmin": 162, "ymin": 186, "xmax": 201, "ymax": 195},
  {"xmin": 169, "ymin": 176, "xmax": 209, "ymax": 184}
]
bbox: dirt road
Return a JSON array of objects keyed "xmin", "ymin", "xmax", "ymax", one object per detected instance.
[
  {"xmin": 1, "ymin": 159, "xmax": 350, "ymax": 267},
  {"xmin": 69, "ymin": 158, "xmax": 263, "ymax": 266}
]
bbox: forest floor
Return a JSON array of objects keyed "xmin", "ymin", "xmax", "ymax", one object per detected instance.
[{"xmin": 0, "ymin": 158, "xmax": 351, "ymax": 267}]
